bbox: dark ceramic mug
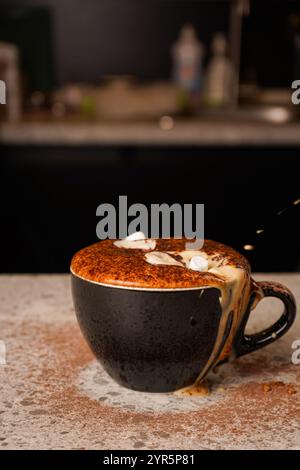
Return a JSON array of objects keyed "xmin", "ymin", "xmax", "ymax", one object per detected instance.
[{"xmin": 71, "ymin": 273, "xmax": 296, "ymax": 393}]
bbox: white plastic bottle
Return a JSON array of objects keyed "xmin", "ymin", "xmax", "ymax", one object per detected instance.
[
  {"xmin": 205, "ymin": 33, "xmax": 234, "ymax": 107},
  {"xmin": 172, "ymin": 24, "xmax": 204, "ymax": 95}
]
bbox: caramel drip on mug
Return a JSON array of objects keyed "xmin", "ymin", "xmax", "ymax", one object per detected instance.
[
  {"xmin": 143, "ymin": 249, "xmax": 252, "ymax": 391},
  {"xmin": 175, "ymin": 266, "xmax": 251, "ymax": 395},
  {"xmin": 196, "ymin": 266, "xmax": 250, "ymax": 383}
]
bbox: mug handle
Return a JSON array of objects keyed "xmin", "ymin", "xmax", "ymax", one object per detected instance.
[{"xmin": 234, "ymin": 280, "xmax": 297, "ymax": 358}]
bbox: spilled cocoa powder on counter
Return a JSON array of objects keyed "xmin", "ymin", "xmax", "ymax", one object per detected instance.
[
  {"xmin": 0, "ymin": 274, "xmax": 300, "ymax": 449},
  {"xmin": 8, "ymin": 320, "xmax": 300, "ymax": 449},
  {"xmin": 262, "ymin": 382, "xmax": 297, "ymax": 395}
]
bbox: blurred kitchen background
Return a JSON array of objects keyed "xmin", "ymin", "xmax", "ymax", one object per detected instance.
[{"xmin": 0, "ymin": 0, "xmax": 300, "ymax": 273}]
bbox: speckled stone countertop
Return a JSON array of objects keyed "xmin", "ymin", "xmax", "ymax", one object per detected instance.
[
  {"xmin": 0, "ymin": 274, "xmax": 299, "ymax": 450},
  {"xmin": 2, "ymin": 120, "xmax": 300, "ymax": 147}
]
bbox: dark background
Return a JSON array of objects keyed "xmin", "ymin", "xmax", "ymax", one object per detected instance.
[
  {"xmin": 0, "ymin": 0, "xmax": 300, "ymax": 274},
  {"xmin": 0, "ymin": 0, "xmax": 299, "ymax": 90},
  {"xmin": 1, "ymin": 145, "xmax": 299, "ymax": 273}
]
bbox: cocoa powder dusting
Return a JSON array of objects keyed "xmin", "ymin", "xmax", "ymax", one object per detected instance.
[{"xmin": 71, "ymin": 239, "xmax": 250, "ymax": 289}]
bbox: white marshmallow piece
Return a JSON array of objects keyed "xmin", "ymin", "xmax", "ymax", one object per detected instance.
[
  {"xmin": 114, "ymin": 238, "xmax": 156, "ymax": 250},
  {"xmin": 125, "ymin": 231, "xmax": 146, "ymax": 241},
  {"xmin": 188, "ymin": 255, "xmax": 209, "ymax": 272}
]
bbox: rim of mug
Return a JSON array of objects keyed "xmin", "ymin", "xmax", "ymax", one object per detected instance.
[{"xmin": 70, "ymin": 267, "xmax": 212, "ymax": 292}]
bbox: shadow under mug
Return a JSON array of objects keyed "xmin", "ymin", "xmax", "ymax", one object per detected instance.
[{"xmin": 71, "ymin": 274, "xmax": 296, "ymax": 392}]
